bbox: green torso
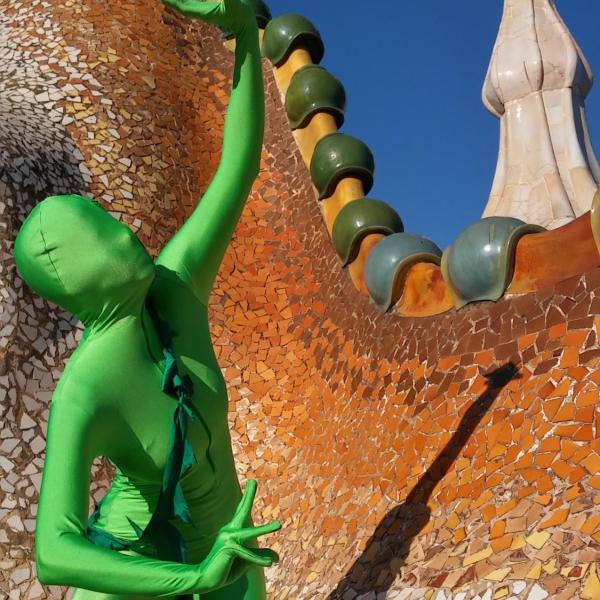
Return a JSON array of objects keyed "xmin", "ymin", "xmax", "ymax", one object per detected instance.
[{"xmin": 71, "ymin": 273, "xmax": 241, "ymax": 560}]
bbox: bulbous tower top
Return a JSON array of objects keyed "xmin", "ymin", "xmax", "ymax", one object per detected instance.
[{"xmin": 483, "ymin": 0, "xmax": 593, "ymax": 117}]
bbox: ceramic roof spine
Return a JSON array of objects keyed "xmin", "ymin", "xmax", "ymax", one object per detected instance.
[
  {"xmin": 284, "ymin": 65, "xmax": 346, "ymax": 130},
  {"xmin": 262, "ymin": 11, "xmax": 455, "ymax": 307},
  {"xmin": 442, "ymin": 217, "xmax": 546, "ymax": 309},
  {"xmin": 262, "ymin": 14, "xmax": 379, "ymax": 297},
  {"xmin": 331, "ymin": 199, "xmax": 404, "ymax": 267}
]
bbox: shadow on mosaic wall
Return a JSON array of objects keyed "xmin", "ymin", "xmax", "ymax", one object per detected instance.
[
  {"xmin": 0, "ymin": 11, "xmax": 88, "ymax": 232},
  {"xmin": 0, "ymin": 67, "xmax": 88, "ymax": 364},
  {"xmin": 329, "ymin": 363, "xmax": 521, "ymax": 598}
]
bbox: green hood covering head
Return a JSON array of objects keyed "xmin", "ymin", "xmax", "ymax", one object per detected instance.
[{"xmin": 14, "ymin": 194, "xmax": 156, "ymax": 331}]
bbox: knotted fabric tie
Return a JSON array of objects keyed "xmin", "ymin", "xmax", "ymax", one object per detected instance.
[{"xmin": 156, "ymin": 346, "xmax": 199, "ymax": 529}]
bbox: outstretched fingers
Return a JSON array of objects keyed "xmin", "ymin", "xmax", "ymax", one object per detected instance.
[
  {"xmin": 230, "ymin": 480, "xmax": 257, "ymax": 527},
  {"xmin": 237, "ymin": 520, "xmax": 282, "ymax": 541},
  {"xmin": 231, "ymin": 544, "xmax": 280, "ymax": 567}
]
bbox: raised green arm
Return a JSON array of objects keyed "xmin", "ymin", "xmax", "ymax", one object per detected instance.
[
  {"xmin": 156, "ymin": 0, "xmax": 265, "ymax": 305},
  {"xmin": 36, "ymin": 382, "xmax": 279, "ymax": 596}
]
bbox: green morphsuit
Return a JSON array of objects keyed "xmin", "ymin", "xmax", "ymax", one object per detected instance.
[{"xmin": 13, "ymin": 1, "xmax": 281, "ymax": 598}]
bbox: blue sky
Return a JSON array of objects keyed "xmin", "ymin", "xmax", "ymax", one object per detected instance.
[{"xmin": 270, "ymin": 1, "xmax": 600, "ymax": 249}]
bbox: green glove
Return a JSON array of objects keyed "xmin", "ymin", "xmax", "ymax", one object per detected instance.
[
  {"xmin": 197, "ymin": 481, "xmax": 281, "ymax": 590},
  {"xmin": 162, "ymin": 0, "xmax": 257, "ymax": 35}
]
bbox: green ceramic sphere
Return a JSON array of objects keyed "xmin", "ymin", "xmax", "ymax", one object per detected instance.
[
  {"xmin": 285, "ymin": 65, "xmax": 346, "ymax": 130},
  {"xmin": 332, "ymin": 198, "xmax": 404, "ymax": 266},
  {"xmin": 262, "ymin": 14, "xmax": 324, "ymax": 66},
  {"xmin": 310, "ymin": 133, "xmax": 375, "ymax": 200}
]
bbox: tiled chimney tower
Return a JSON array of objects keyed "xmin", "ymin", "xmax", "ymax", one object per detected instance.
[{"xmin": 483, "ymin": 0, "xmax": 600, "ymax": 228}]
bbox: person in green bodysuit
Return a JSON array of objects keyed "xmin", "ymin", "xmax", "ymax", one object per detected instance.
[{"xmin": 13, "ymin": 1, "xmax": 281, "ymax": 598}]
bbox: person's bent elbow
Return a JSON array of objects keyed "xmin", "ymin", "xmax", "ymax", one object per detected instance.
[
  {"xmin": 35, "ymin": 545, "xmax": 62, "ymax": 585},
  {"xmin": 35, "ymin": 532, "xmax": 74, "ymax": 586}
]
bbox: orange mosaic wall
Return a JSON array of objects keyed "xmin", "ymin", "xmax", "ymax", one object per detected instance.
[{"xmin": 1, "ymin": 2, "xmax": 600, "ymax": 599}]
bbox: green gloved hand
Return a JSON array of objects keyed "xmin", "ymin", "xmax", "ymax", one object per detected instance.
[
  {"xmin": 196, "ymin": 481, "xmax": 281, "ymax": 591},
  {"xmin": 162, "ymin": 0, "xmax": 257, "ymax": 35}
]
